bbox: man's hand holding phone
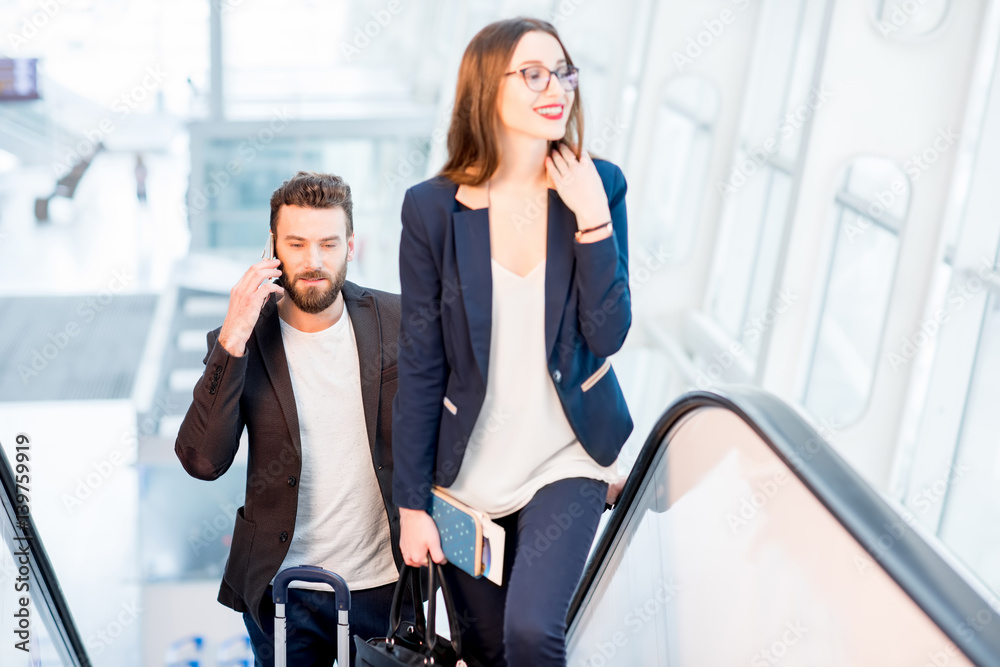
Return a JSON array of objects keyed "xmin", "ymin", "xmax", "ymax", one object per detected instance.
[{"xmin": 217, "ymin": 258, "xmax": 284, "ymax": 357}]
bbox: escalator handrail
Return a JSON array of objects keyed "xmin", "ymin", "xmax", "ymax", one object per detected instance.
[
  {"xmin": 0, "ymin": 441, "xmax": 91, "ymax": 666},
  {"xmin": 567, "ymin": 386, "xmax": 1000, "ymax": 667}
]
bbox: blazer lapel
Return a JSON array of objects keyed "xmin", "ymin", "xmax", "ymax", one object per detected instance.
[
  {"xmin": 254, "ymin": 298, "xmax": 302, "ymax": 462},
  {"xmin": 256, "ymin": 284, "xmax": 382, "ymax": 459},
  {"xmin": 342, "ymin": 281, "xmax": 381, "ymax": 454},
  {"xmin": 453, "ymin": 206, "xmax": 493, "ymax": 383},
  {"xmin": 545, "ymin": 189, "xmax": 576, "ymax": 358}
]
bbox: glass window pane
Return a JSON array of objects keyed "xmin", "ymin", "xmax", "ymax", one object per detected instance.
[
  {"xmin": 938, "ymin": 286, "xmax": 1000, "ymax": 596},
  {"xmin": 741, "ymin": 169, "xmax": 793, "ymax": 360},
  {"xmin": 803, "ymin": 158, "xmax": 909, "ymax": 425},
  {"xmin": 709, "ymin": 168, "xmax": 772, "ymax": 339},
  {"xmin": 639, "ymin": 77, "xmax": 719, "ymax": 264},
  {"xmin": 705, "ymin": 0, "xmax": 830, "ymax": 357}
]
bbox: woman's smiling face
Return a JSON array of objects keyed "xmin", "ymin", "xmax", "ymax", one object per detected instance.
[{"xmin": 497, "ymin": 30, "xmax": 575, "ymax": 143}]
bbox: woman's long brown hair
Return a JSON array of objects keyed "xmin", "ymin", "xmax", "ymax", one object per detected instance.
[{"xmin": 438, "ymin": 17, "xmax": 585, "ymax": 186}]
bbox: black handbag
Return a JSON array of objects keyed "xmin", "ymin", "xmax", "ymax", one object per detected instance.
[{"xmin": 355, "ymin": 562, "xmax": 484, "ymax": 667}]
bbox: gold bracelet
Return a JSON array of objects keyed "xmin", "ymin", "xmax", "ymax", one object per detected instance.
[{"xmin": 575, "ymin": 221, "xmax": 612, "ymax": 242}]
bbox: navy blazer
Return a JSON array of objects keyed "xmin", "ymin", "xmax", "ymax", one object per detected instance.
[{"xmin": 392, "ymin": 158, "xmax": 634, "ymax": 510}]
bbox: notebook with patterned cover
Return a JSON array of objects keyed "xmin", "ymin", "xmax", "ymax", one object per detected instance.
[{"xmin": 429, "ymin": 487, "xmax": 505, "ymax": 585}]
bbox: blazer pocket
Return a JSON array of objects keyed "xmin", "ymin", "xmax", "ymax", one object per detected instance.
[
  {"xmin": 223, "ymin": 506, "xmax": 256, "ymax": 594},
  {"xmin": 443, "ymin": 396, "xmax": 458, "ymax": 415},
  {"xmin": 581, "ymin": 358, "xmax": 612, "ymax": 393}
]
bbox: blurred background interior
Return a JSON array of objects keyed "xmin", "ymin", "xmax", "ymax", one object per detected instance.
[{"xmin": 1, "ymin": 0, "xmax": 1000, "ymax": 664}]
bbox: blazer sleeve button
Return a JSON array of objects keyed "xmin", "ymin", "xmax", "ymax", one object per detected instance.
[{"xmin": 279, "ymin": 531, "xmax": 288, "ymax": 542}]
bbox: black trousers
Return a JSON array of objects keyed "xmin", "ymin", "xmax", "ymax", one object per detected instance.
[{"xmin": 441, "ymin": 477, "xmax": 608, "ymax": 667}]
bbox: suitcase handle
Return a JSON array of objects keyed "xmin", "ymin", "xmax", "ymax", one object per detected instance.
[
  {"xmin": 273, "ymin": 566, "xmax": 351, "ymax": 667},
  {"xmin": 273, "ymin": 565, "xmax": 351, "ymax": 612}
]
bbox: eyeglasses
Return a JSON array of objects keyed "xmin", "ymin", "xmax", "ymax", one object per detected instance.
[{"xmin": 504, "ymin": 65, "xmax": 579, "ymax": 93}]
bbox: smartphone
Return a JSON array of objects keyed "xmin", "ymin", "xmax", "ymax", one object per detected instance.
[
  {"xmin": 261, "ymin": 231, "xmax": 276, "ymax": 284},
  {"xmin": 258, "ymin": 231, "xmax": 282, "ymax": 310},
  {"xmin": 262, "ymin": 230, "xmax": 275, "ymax": 262}
]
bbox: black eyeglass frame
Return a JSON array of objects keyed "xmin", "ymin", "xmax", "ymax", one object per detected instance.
[{"xmin": 503, "ymin": 65, "xmax": 580, "ymax": 92}]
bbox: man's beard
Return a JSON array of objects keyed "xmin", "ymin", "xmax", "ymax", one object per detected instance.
[{"xmin": 283, "ymin": 261, "xmax": 348, "ymax": 314}]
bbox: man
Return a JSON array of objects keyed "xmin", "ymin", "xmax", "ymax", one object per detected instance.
[{"xmin": 175, "ymin": 171, "xmax": 402, "ymax": 666}]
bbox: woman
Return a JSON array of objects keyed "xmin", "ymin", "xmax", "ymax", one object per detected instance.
[{"xmin": 392, "ymin": 17, "xmax": 633, "ymax": 666}]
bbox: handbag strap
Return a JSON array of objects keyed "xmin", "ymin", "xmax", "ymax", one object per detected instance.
[
  {"xmin": 424, "ymin": 561, "xmax": 465, "ymax": 659},
  {"xmin": 388, "ymin": 565, "xmax": 426, "ymax": 640}
]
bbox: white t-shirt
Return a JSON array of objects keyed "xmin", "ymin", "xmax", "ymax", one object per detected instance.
[
  {"xmin": 445, "ymin": 259, "xmax": 619, "ymax": 518},
  {"xmin": 272, "ymin": 309, "xmax": 398, "ymax": 590}
]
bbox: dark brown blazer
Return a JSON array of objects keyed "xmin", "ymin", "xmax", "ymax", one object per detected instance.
[{"xmin": 174, "ymin": 280, "xmax": 401, "ymax": 632}]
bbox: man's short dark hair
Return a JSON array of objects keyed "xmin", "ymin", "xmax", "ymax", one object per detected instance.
[{"xmin": 269, "ymin": 171, "xmax": 354, "ymax": 237}]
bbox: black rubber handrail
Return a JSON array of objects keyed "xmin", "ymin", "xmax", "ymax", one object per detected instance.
[
  {"xmin": 567, "ymin": 386, "xmax": 1000, "ymax": 667},
  {"xmin": 0, "ymin": 440, "xmax": 91, "ymax": 666}
]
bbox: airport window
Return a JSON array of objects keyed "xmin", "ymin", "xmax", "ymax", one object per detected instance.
[
  {"xmin": 639, "ymin": 76, "xmax": 719, "ymax": 265},
  {"xmin": 891, "ymin": 19, "xmax": 1000, "ymax": 599},
  {"xmin": 707, "ymin": 0, "xmax": 831, "ymax": 368},
  {"xmin": 802, "ymin": 157, "xmax": 910, "ymax": 426},
  {"xmin": 191, "ymin": 131, "xmax": 430, "ymax": 291},
  {"xmin": 937, "ymin": 274, "xmax": 1000, "ymax": 596}
]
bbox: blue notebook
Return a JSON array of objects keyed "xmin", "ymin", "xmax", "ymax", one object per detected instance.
[{"xmin": 428, "ymin": 487, "xmax": 505, "ymax": 585}]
